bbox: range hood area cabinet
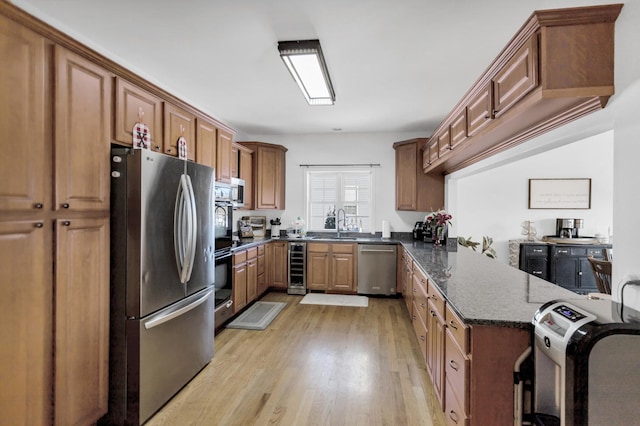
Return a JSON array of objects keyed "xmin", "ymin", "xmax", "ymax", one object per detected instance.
[
  {"xmin": 238, "ymin": 141, "xmax": 287, "ymax": 210},
  {"xmin": 423, "ymin": 4, "xmax": 623, "ymax": 175},
  {"xmin": 393, "ymin": 138, "xmax": 444, "ymax": 211}
]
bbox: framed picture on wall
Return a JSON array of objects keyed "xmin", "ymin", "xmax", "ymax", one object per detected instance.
[{"xmin": 528, "ymin": 178, "xmax": 591, "ymax": 209}]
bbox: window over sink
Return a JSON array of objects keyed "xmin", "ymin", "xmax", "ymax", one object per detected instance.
[{"xmin": 304, "ymin": 168, "xmax": 373, "ymax": 233}]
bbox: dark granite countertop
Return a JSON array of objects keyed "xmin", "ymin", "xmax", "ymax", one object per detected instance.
[
  {"xmin": 401, "ymin": 239, "xmax": 585, "ymax": 328},
  {"xmin": 231, "ymin": 234, "xmax": 583, "ymax": 329}
]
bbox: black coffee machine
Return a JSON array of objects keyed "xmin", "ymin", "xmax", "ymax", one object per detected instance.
[{"xmin": 413, "ymin": 221, "xmax": 424, "ymax": 240}]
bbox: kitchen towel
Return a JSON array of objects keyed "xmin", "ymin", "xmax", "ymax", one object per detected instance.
[{"xmin": 382, "ymin": 220, "xmax": 390, "ymax": 238}]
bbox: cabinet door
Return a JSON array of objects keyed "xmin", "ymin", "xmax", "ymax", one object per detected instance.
[
  {"xmin": 466, "ymin": 82, "xmax": 492, "ymax": 137},
  {"xmin": 233, "ymin": 263, "xmax": 247, "ymax": 313},
  {"xmin": 196, "ymin": 118, "xmax": 217, "ymax": 169},
  {"xmin": 450, "ymin": 109, "xmax": 468, "ymax": 150},
  {"xmin": 256, "ymin": 145, "xmax": 281, "ymax": 209},
  {"xmin": 54, "ymin": 46, "xmax": 111, "ymax": 212},
  {"xmin": 247, "ymin": 258, "xmax": 258, "ymax": 303},
  {"xmin": 437, "ymin": 127, "xmax": 451, "ymax": 157},
  {"xmin": 395, "ymin": 142, "xmax": 417, "ymax": 210},
  {"xmin": 551, "ymin": 256, "xmax": 579, "ymax": 291},
  {"xmin": 0, "ymin": 18, "xmax": 47, "ymax": 212},
  {"xmin": 216, "ymin": 129, "xmax": 232, "ymax": 183},
  {"xmin": 114, "ymin": 78, "xmax": 163, "ymax": 152},
  {"xmin": 55, "ymin": 217, "xmax": 109, "ymax": 426},
  {"xmin": 427, "ymin": 301, "xmax": 445, "ymax": 407},
  {"xmin": 307, "ymin": 251, "xmax": 330, "ymax": 290},
  {"xmin": 271, "ymin": 241, "xmax": 288, "ymax": 288},
  {"xmin": 525, "ymin": 257, "xmax": 548, "ymax": 280},
  {"xmin": 492, "ymin": 36, "xmax": 538, "ymax": 118},
  {"xmin": 330, "ymin": 253, "xmax": 355, "ymax": 292},
  {"xmin": 257, "ymin": 249, "xmax": 266, "ymax": 295},
  {"xmin": 164, "ymin": 102, "xmax": 196, "ymax": 160},
  {"xmin": 0, "ymin": 220, "xmax": 52, "ymax": 426},
  {"xmin": 239, "ymin": 148, "xmax": 253, "ymax": 210},
  {"xmin": 231, "ymin": 144, "xmax": 238, "ymax": 178}
]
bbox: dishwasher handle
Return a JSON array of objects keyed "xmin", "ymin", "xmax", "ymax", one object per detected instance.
[{"xmin": 360, "ymin": 248, "xmax": 396, "ymax": 253}]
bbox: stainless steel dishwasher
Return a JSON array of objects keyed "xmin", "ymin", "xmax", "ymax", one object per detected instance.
[{"xmin": 357, "ymin": 244, "xmax": 397, "ymax": 295}]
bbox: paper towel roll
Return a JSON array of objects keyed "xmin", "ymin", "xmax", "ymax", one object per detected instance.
[{"xmin": 382, "ymin": 220, "xmax": 390, "ymax": 238}]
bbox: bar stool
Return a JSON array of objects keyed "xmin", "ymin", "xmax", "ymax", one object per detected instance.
[{"xmin": 587, "ymin": 256, "xmax": 612, "ymax": 295}]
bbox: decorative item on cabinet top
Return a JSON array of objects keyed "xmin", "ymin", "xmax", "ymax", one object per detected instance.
[{"xmin": 241, "ymin": 216, "xmax": 266, "ymax": 237}]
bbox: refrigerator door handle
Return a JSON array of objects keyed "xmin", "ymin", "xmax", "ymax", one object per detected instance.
[
  {"xmin": 143, "ymin": 289, "xmax": 213, "ymax": 330},
  {"xmin": 174, "ymin": 174, "xmax": 191, "ymax": 284},
  {"xmin": 183, "ymin": 174, "xmax": 197, "ymax": 282}
]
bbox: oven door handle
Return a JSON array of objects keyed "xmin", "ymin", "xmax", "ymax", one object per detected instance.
[{"xmin": 144, "ymin": 289, "xmax": 213, "ymax": 330}]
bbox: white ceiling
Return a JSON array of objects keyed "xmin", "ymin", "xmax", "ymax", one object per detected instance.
[{"xmin": 12, "ymin": 0, "xmax": 621, "ymax": 136}]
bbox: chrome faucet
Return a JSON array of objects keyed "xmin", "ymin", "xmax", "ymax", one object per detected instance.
[{"xmin": 336, "ymin": 208, "xmax": 346, "ymax": 237}]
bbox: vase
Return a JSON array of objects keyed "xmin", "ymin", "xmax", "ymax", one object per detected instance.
[{"xmin": 433, "ymin": 225, "xmax": 447, "ymax": 246}]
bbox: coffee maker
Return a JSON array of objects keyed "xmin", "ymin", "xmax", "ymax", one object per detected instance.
[
  {"xmin": 555, "ymin": 218, "xmax": 583, "ymax": 239},
  {"xmin": 413, "ymin": 221, "xmax": 424, "ymax": 240}
]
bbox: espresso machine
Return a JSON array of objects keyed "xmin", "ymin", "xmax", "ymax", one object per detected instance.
[
  {"xmin": 532, "ymin": 298, "xmax": 640, "ymax": 425},
  {"xmin": 555, "ymin": 218, "xmax": 583, "ymax": 239}
]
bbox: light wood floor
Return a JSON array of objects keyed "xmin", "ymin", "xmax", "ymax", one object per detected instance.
[{"xmin": 147, "ymin": 292, "xmax": 446, "ymax": 426}]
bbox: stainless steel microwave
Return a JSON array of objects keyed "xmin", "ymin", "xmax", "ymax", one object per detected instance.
[{"xmin": 231, "ymin": 177, "xmax": 245, "ymax": 208}]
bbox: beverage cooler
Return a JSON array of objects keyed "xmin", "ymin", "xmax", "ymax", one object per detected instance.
[
  {"xmin": 531, "ymin": 298, "xmax": 640, "ymax": 425},
  {"xmin": 287, "ymin": 242, "xmax": 306, "ymax": 295}
]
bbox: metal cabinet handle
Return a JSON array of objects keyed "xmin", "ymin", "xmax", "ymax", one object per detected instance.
[
  {"xmin": 430, "ymin": 310, "xmax": 435, "ymax": 317},
  {"xmin": 493, "ymin": 109, "xmax": 500, "ymax": 115},
  {"xmin": 449, "ymin": 410, "xmax": 459, "ymax": 424},
  {"xmin": 62, "ymin": 221, "xmax": 71, "ymax": 226},
  {"xmin": 449, "ymin": 359, "xmax": 459, "ymax": 371},
  {"xmin": 35, "ymin": 222, "xmax": 44, "ymax": 228},
  {"xmin": 34, "ymin": 203, "xmax": 43, "ymax": 209},
  {"xmin": 61, "ymin": 203, "xmax": 69, "ymax": 209},
  {"xmin": 420, "ymin": 335, "xmax": 426, "ymax": 342},
  {"xmin": 449, "ymin": 320, "xmax": 458, "ymax": 330}
]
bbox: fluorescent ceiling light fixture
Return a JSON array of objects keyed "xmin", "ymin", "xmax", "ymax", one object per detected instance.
[{"xmin": 278, "ymin": 40, "xmax": 335, "ymax": 106}]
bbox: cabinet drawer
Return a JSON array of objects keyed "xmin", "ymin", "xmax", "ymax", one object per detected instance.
[
  {"xmin": 412, "ymin": 302, "xmax": 427, "ymax": 363},
  {"xmin": 524, "ymin": 245, "xmax": 548, "ymax": 256},
  {"xmin": 587, "ymin": 247, "xmax": 605, "ymax": 257},
  {"xmin": 308, "ymin": 242, "xmax": 330, "ymax": 253},
  {"xmin": 332, "ymin": 243, "xmax": 355, "ymax": 254},
  {"xmin": 413, "ymin": 266, "xmax": 428, "ymax": 293},
  {"xmin": 246, "ymin": 247, "xmax": 257, "ymax": 259},
  {"xmin": 257, "ymin": 244, "xmax": 265, "ymax": 255},
  {"xmin": 445, "ymin": 377, "xmax": 469, "ymax": 426},
  {"xmin": 445, "ymin": 304, "xmax": 469, "ymax": 354},
  {"xmin": 445, "ymin": 329, "xmax": 470, "ymax": 413},
  {"xmin": 413, "ymin": 281, "xmax": 428, "ymax": 324},
  {"xmin": 233, "ymin": 250, "xmax": 247, "ymax": 264},
  {"xmin": 427, "ymin": 282, "xmax": 445, "ymax": 318}
]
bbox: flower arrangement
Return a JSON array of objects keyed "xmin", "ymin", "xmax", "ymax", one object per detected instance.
[
  {"xmin": 425, "ymin": 209, "xmax": 452, "ymax": 246},
  {"xmin": 425, "ymin": 209, "xmax": 452, "ymax": 229}
]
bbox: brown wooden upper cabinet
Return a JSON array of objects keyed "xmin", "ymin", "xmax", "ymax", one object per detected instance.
[
  {"xmin": 423, "ymin": 4, "xmax": 622, "ymax": 175},
  {"xmin": 195, "ymin": 117, "xmax": 217, "ymax": 169},
  {"xmin": 164, "ymin": 102, "xmax": 196, "ymax": 161},
  {"xmin": 55, "ymin": 46, "xmax": 111, "ymax": 212},
  {"xmin": 235, "ymin": 143, "xmax": 254, "ymax": 210},
  {"xmin": 393, "ymin": 138, "xmax": 443, "ymax": 212},
  {"xmin": 216, "ymin": 129, "xmax": 233, "ymax": 183},
  {"xmin": 114, "ymin": 77, "xmax": 163, "ymax": 152},
  {"xmin": 237, "ymin": 141, "xmax": 287, "ymax": 210}
]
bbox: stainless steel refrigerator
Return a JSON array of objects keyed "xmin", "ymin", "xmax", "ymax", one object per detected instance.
[{"xmin": 102, "ymin": 147, "xmax": 216, "ymax": 425}]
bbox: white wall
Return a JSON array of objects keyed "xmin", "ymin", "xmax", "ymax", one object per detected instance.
[
  {"xmin": 451, "ymin": 131, "xmax": 613, "ymax": 263},
  {"xmin": 241, "ymin": 132, "xmax": 429, "ymax": 234}
]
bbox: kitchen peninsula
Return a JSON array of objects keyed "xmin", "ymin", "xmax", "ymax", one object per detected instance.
[{"xmin": 227, "ymin": 233, "xmax": 580, "ymax": 425}]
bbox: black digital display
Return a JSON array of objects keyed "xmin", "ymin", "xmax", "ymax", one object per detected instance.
[{"xmin": 553, "ymin": 305, "xmax": 586, "ymax": 322}]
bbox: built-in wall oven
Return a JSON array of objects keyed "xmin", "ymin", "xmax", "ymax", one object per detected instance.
[{"xmin": 214, "ymin": 183, "xmax": 234, "ymax": 327}]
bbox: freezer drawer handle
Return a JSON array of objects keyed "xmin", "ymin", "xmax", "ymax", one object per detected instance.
[
  {"xmin": 143, "ymin": 290, "xmax": 213, "ymax": 330},
  {"xmin": 360, "ymin": 248, "xmax": 395, "ymax": 253}
]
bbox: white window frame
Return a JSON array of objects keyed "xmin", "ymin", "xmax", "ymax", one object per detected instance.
[{"xmin": 303, "ymin": 167, "xmax": 375, "ymax": 233}]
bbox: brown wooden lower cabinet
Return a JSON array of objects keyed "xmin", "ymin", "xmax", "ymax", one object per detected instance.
[
  {"xmin": 306, "ymin": 242, "xmax": 357, "ymax": 293},
  {"xmin": 257, "ymin": 244, "xmax": 267, "ymax": 296},
  {"xmin": 401, "ymin": 250, "xmax": 531, "ymax": 425},
  {"xmin": 268, "ymin": 240, "xmax": 288, "ymax": 289},
  {"xmin": 233, "ymin": 250, "xmax": 248, "ymax": 314}
]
